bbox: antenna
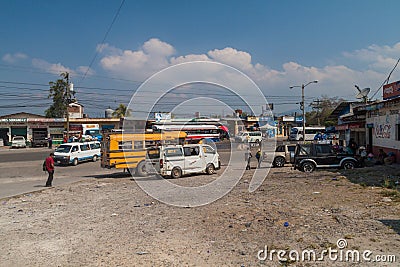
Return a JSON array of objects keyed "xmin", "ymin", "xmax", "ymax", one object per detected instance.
[{"xmin": 354, "ymin": 85, "xmax": 370, "ymax": 103}]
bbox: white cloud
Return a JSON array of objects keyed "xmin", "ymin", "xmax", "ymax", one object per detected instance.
[
  {"xmin": 32, "ymin": 58, "xmax": 73, "ymax": 75},
  {"xmin": 142, "ymin": 38, "xmax": 175, "ymax": 56},
  {"xmin": 170, "ymin": 54, "xmax": 210, "ymax": 64},
  {"xmin": 343, "ymin": 42, "xmax": 400, "ymax": 70},
  {"xmin": 2, "ymin": 53, "xmax": 28, "ymax": 63},
  {"xmin": 99, "ymin": 38, "xmax": 175, "ymax": 80},
  {"xmin": 97, "ymin": 39, "xmax": 400, "ymax": 108},
  {"xmin": 208, "ymin": 47, "xmax": 253, "ymax": 71}
]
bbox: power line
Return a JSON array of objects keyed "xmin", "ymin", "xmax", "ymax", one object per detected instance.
[
  {"xmin": 371, "ymin": 56, "xmax": 400, "ymax": 99},
  {"xmin": 81, "ymin": 0, "xmax": 126, "ymax": 82}
]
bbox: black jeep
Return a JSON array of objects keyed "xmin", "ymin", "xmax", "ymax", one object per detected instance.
[{"xmin": 293, "ymin": 143, "xmax": 361, "ymax": 173}]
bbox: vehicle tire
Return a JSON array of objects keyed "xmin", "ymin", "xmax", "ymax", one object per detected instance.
[
  {"xmin": 72, "ymin": 158, "xmax": 78, "ymax": 166},
  {"xmin": 342, "ymin": 160, "xmax": 355, "ymax": 170},
  {"xmin": 171, "ymin": 167, "xmax": 182, "ymax": 179},
  {"xmin": 206, "ymin": 164, "xmax": 215, "ymax": 175},
  {"xmin": 92, "ymin": 155, "xmax": 98, "ymax": 162},
  {"xmin": 273, "ymin": 157, "xmax": 285, "ymax": 167},
  {"xmin": 301, "ymin": 162, "xmax": 315, "ymax": 173},
  {"xmin": 127, "ymin": 168, "xmax": 136, "ymax": 176},
  {"xmin": 136, "ymin": 161, "xmax": 148, "ymax": 177}
]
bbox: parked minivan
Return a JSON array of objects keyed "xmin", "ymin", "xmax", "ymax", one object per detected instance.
[
  {"xmin": 54, "ymin": 141, "xmax": 101, "ymax": 166},
  {"xmin": 235, "ymin": 131, "xmax": 262, "ymax": 143},
  {"xmin": 146, "ymin": 144, "xmax": 220, "ymax": 178}
]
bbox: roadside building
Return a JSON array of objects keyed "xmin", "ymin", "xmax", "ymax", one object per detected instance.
[
  {"xmin": 327, "ymin": 102, "xmax": 367, "ymax": 148},
  {"xmin": 365, "ymin": 80, "xmax": 400, "ymax": 160},
  {"xmin": 0, "ymin": 112, "xmax": 120, "ymax": 146}
]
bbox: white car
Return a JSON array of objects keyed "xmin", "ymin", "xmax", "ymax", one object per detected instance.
[
  {"xmin": 235, "ymin": 131, "xmax": 262, "ymax": 143},
  {"xmin": 54, "ymin": 141, "xmax": 101, "ymax": 166},
  {"xmin": 11, "ymin": 136, "xmax": 26, "ymax": 148},
  {"xmin": 146, "ymin": 144, "xmax": 220, "ymax": 178}
]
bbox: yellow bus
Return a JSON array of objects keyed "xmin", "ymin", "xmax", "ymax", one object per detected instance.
[{"xmin": 100, "ymin": 131, "xmax": 186, "ymax": 175}]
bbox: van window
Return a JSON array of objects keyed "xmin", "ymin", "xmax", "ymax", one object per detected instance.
[
  {"xmin": 184, "ymin": 147, "xmax": 200, "ymax": 156},
  {"xmin": 165, "ymin": 148, "xmax": 183, "ymax": 157},
  {"xmin": 72, "ymin": 146, "xmax": 79, "ymax": 152},
  {"xmin": 90, "ymin": 142, "xmax": 100, "ymax": 149},
  {"xmin": 203, "ymin": 146, "xmax": 216, "ymax": 154},
  {"xmin": 80, "ymin": 144, "xmax": 89, "ymax": 151}
]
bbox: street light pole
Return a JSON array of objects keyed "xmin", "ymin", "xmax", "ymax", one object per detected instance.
[{"xmin": 290, "ymin": 80, "xmax": 318, "ymax": 141}]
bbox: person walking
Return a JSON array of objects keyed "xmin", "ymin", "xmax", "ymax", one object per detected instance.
[
  {"xmin": 45, "ymin": 152, "xmax": 55, "ymax": 187},
  {"xmin": 48, "ymin": 136, "xmax": 53, "ymax": 149},
  {"xmin": 245, "ymin": 147, "xmax": 252, "ymax": 170},
  {"xmin": 255, "ymin": 149, "xmax": 262, "ymax": 167}
]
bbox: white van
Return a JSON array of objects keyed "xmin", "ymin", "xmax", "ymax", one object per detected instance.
[
  {"xmin": 54, "ymin": 141, "xmax": 101, "ymax": 166},
  {"xmin": 235, "ymin": 131, "xmax": 262, "ymax": 143},
  {"xmin": 146, "ymin": 144, "xmax": 220, "ymax": 178}
]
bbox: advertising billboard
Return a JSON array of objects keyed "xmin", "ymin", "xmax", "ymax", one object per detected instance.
[{"xmin": 383, "ymin": 80, "xmax": 400, "ymax": 100}]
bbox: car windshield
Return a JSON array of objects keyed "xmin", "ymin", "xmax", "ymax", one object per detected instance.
[
  {"xmin": 55, "ymin": 145, "xmax": 71, "ymax": 153},
  {"xmin": 85, "ymin": 130, "xmax": 100, "ymax": 135},
  {"xmin": 290, "ymin": 128, "xmax": 298, "ymax": 134},
  {"xmin": 13, "ymin": 137, "xmax": 24, "ymax": 140}
]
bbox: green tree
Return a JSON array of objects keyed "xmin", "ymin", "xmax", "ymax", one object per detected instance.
[
  {"xmin": 305, "ymin": 95, "xmax": 345, "ymax": 127},
  {"xmin": 112, "ymin": 103, "xmax": 131, "ymax": 118},
  {"xmin": 45, "ymin": 72, "xmax": 74, "ymax": 118}
]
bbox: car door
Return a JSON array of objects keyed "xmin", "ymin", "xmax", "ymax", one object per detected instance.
[
  {"xmin": 314, "ymin": 144, "xmax": 340, "ymax": 167},
  {"xmin": 79, "ymin": 144, "xmax": 90, "ymax": 161},
  {"xmin": 202, "ymin": 145, "xmax": 218, "ymax": 167},
  {"xmin": 183, "ymin": 146, "xmax": 205, "ymax": 173},
  {"xmin": 285, "ymin": 145, "xmax": 296, "ymax": 162},
  {"xmin": 70, "ymin": 145, "xmax": 80, "ymax": 162},
  {"xmin": 164, "ymin": 147, "xmax": 184, "ymax": 171}
]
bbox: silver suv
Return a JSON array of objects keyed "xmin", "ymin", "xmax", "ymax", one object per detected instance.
[{"xmin": 273, "ymin": 144, "xmax": 296, "ymax": 167}]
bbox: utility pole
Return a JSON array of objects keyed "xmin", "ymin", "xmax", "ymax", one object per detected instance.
[
  {"xmin": 290, "ymin": 80, "xmax": 318, "ymax": 141},
  {"xmin": 311, "ymin": 99, "xmax": 323, "ymax": 126},
  {"xmin": 65, "ymin": 73, "xmax": 74, "ymax": 140}
]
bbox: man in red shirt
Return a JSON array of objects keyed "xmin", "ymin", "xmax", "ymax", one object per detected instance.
[{"xmin": 45, "ymin": 152, "xmax": 55, "ymax": 187}]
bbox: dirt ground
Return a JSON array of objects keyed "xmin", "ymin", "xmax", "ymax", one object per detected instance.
[{"xmin": 0, "ymin": 157, "xmax": 399, "ymax": 266}]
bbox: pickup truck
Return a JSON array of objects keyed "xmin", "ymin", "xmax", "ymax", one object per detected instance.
[
  {"xmin": 293, "ymin": 143, "xmax": 360, "ymax": 173},
  {"xmin": 273, "ymin": 144, "xmax": 297, "ymax": 167}
]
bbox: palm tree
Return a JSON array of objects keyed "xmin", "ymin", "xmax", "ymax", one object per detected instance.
[{"xmin": 112, "ymin": 104, "xmax": 131, "ymax": 118}]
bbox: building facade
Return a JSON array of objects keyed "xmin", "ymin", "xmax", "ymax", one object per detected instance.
[{"xmin": 0, "ymin": 112, "xmax": 120, "ymax": 146}]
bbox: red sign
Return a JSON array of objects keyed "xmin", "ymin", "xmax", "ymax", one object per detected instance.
[{"xmin": 383, "ymin": 80, "xmax": 400, "ymax": 100}]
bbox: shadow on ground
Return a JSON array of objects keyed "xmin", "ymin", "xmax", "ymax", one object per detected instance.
[
  {"xmin": 338, "ymin": 164, "xmax": 400, "ymax": 189},
  {"xmin": 378, "ymin": 219, "xmax": 400, "ymax": 235}
]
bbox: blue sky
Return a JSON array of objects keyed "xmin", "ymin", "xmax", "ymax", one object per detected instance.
[{"xmin": 1, "ymin": 0, "xmax": 400, "ymax": 117}]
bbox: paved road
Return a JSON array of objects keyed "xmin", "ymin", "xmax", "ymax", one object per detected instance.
[
  {"xmin": 0, "ymin": 147, "xmax": 52, "ymax": 162},
  {"xmin": 0, "ymin": 140, "xmax": 278, "ymax": 199},
  {"xmin": 0, "ymin": 148, "xmax": 126, "ymax": 199}
]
